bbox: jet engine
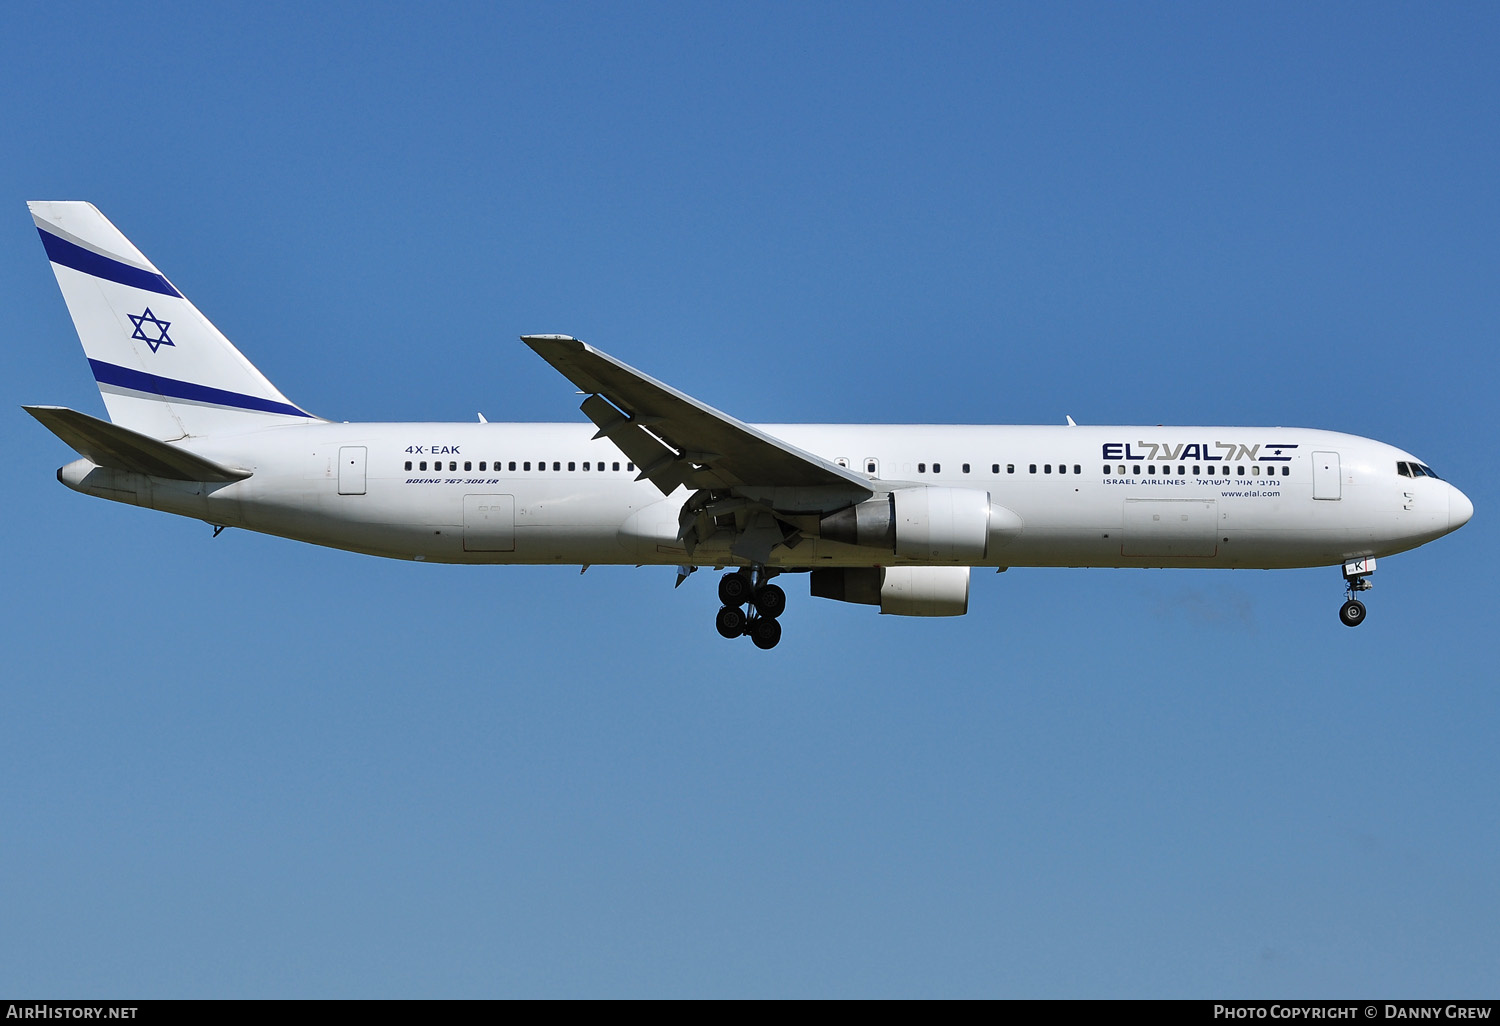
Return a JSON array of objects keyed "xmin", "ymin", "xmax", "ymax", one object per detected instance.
[
  {"xmin": 810, "ymin": 565, "xmax": 971, "ymax": 616},
  {"xmin": 818, "ymin": 487, "xmax": 1022, "ymax": 562}
]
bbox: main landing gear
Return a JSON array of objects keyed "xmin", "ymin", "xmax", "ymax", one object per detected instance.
[
  {"xmin": 715, "ymin": 568, "xmax": 787, "ymax": 649},
  {"xmin": 1339, "ymin": 558, "xmax": 1375, "ymax": 628}
]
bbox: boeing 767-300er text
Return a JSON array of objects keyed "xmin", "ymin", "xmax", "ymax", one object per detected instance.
[{"xmin": 25, "ymin": 202, "xmax": 1473, "ymax": 649}]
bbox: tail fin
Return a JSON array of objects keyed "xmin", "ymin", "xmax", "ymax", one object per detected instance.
[{"xmin": 30, "ymin": 201, "xmax": 319, "ymax": 439}]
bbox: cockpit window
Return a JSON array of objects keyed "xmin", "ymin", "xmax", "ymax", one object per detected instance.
[{"xmin": 1398, "ymin": 461, "xmax": 1443, "ymax": 480}]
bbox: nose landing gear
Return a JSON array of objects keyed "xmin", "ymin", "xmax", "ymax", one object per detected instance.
[
  {"xmin": 715, "ymin": 568, "xmax": 786, "ymax": 649},
  {"xmin": 1339, "ymin": 558, "xmax": 1375, "ymax": 627}
]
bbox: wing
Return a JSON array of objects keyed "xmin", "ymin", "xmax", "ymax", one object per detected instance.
[{"xmin": 521, "ymin": 335, "xmax": 873, "ymax": 508}]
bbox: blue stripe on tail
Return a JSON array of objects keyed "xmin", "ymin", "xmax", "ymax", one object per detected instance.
[
  {"xmin": 38, "ymin": 228, "xmax": 183, "ymax": 298},
  {"xmin": 89, "ymin": 359, "xmax": 313, "ymax": 418}
]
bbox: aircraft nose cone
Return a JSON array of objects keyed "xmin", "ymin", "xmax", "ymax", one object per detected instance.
[{"xmin": 1449, "ymin": 486, "xmax": 1474, "ymax": 531}]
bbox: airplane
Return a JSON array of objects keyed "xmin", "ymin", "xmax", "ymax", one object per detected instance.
[{"xmin": 25, "ymin": 201, "xmax": 1474, "ymax": 650}]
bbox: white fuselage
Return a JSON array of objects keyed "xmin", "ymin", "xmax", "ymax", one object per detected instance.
[{"xmin": 60, "ymin": 421, "xmax": 1471, "ymax": 571}]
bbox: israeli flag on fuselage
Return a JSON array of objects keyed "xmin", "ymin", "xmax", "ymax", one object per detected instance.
[{"xmin": 30, "ymin": 201, "xmax": 318, "ymax": 440}]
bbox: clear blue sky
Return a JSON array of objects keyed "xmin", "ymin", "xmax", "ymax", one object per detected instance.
[{"xmin": 3, "ymin": 1, "xmax": 1496, "ymax": 998}]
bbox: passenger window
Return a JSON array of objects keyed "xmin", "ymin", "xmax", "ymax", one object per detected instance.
[
  {"xmin": 524, "ymin": 462, "xmax": 531, "ymax": 471},
  {"xmin": 479, "ymin": 461, "xmax": 487, "ymax": 471},
  {"xmin": 464, "ymin": 461, "xmax": 472, "ymax": 471},
  {"xmin": 962, "ymin": 463, "xmax": 970, "ymax": 474},
  {"xmin": 613, "ymin": 462, "xmax": 621, "ymax": 471},
  {"xmin": 1007, "ymin": 464, "xmax": 1015, "ymax": 474},
  {"xmin": 1237, "ymin": 466, "xmax": 1245, "ymax": 476},
  {"xmin": 1193, "ymin": 465, "xmax": 1200, "ymax": 475},
  {"xmin": 992, "ymin": 464, "xmax": 1000, "ymax": 474},
  {"xmin": 933, "ymin": 463, "xmax": 941, "ymax": 473},
  {"xmin": 867, "ymin": 461, "xmax": 877, "ymax": 473},
  {"xmin": 1132, "ymin": 465, "xmax": 1140, "ymax": 475},
  {"xmin": 1029, "ymin": 464, "xmax": 1037, "ymax": 474},
  {"xmin": 627, "ymin": 463, "xmax": 634, "ymax": 471},
  {"xmin": 509, "ymin": 461, "xmax": 516, "ymax": 471},
  {"xmin": 1074, "ymin": 465, "xmax": 1082, "ymax": 475},
  {"xmin": 1117, "ymin": 465, "xmax": 1125, "ymax": 475},
  {"xmin": 404, "ymin": 461, "xmax": 412, "ymax": 471},
  {"xmin": 1103, "ymin": 465, "xmax": 1111, "ymax": 475},
  {"xmin": 1044, "ymin": 464, "xmax": 1052, "ymax": 474},
  {"xmin": 918, "ymin": 463, "xmax": 926, "ymax": 474},
  {"xmin": 419, "ymin": 461, "xmax": 427, "ymax": 471},
  {"xmin": 1177, "ymin": 465, "xmax": 1184, "ymax": 475},
  {"xmin": 1281, "ymin": 467, "xmax": 1289, "ymax": 476},
  {"xmin": 1057, "ymin": 464, "xmax": 1066, "ymax": 475},
  {"xmin": 553, "ymin": 462, "xmax": 560, "ymax": 471},
  {"xmin": 568, "ymin": 462, "xmax": 576, "ymax": 471},
  {"xmin": 1148, "ymin": 465, "xmax": 1156, "ymax": 475},
  {"xmin": 583, "ymin": 462, "xmax": 590, "ymax": 471}
]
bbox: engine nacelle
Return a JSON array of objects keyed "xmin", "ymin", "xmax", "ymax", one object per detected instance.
[
  {"xmin": 819, "ymin": 488, "xmax": 1023, "ymax": 561},
  {"xmin": 810, "ymin": 566, "xmax": 970, "ymax": 616},
  {"xmin": 893, "ymin": 486, "xmax": 990, "ymax": 562},
  {"xmin": 818, "ymin": 495, "xmax": 897, "ymax": 549}
]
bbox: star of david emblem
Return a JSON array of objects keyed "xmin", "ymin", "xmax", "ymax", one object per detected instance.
[{"xmin": 128, "ymin": 308, "xmax": 174, "ymax": 353}]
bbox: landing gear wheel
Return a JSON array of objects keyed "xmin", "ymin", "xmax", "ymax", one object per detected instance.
[
  {"xmin": 752, "ymin": 583, "xmax": 786, "ymax": 619},
  {"xmin": 1339, "ymin": 599, "xmax": 1366, "ymax": 627},
  {"xmin": 716, "ymin": 605, "xmax": 747, "ymax": 639},
  {"xmin": 750, "ymin": 616, "xmax": 782, "ymax": 650},
  {"xmin": 718, "ymin": 572, "xmax": 751, "ymax": 606}
]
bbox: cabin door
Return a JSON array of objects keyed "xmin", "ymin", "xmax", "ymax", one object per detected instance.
[
  {"xmin": 1312, "ymin": 452, "xmax": 1341, "ymax": 500},
  {"xmin": 337, "ymin": 446, "xmax": 367, "ymax": 495}
]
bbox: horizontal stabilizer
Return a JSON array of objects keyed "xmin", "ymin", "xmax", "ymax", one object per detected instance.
[{"xmin": 24, "ymin": 405, "xmax": 252, "ymax": 482}]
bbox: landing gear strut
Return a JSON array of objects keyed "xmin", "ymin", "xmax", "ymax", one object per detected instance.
[
  {"xmin": 715, "ymin": 568, "xmax": 786, "ymax": 649},
  {"xmin": 1339, "ymin": 558, "xmax": 1375, "ymax": 628}
]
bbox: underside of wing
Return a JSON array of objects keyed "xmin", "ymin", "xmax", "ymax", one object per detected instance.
[{"xmin": 521, "ymin": 335, "xmax": 873, "ymax": 504}]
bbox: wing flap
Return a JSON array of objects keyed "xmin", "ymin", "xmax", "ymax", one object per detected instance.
[
  {"xmin": 579, "ymin": 394, "xmax": 692, "ymax": 495},
  {"xmin": 25, "ymin": 405, "xmax": 252, "ymax": 482}
]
